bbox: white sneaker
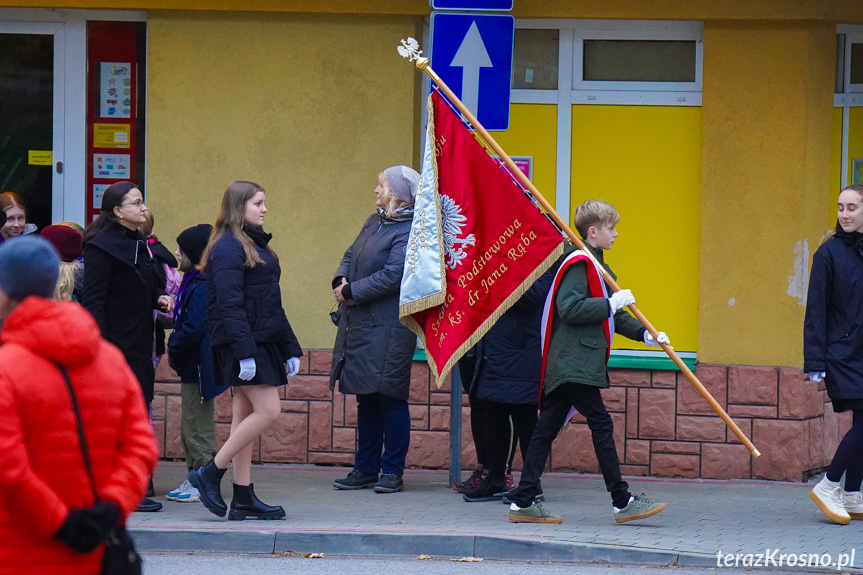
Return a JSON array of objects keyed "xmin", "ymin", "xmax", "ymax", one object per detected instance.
[
  {"xmin": 166, "ymin": 480, "xmax": 200, "ymax": 502},
  {"xmin": 842, "ymin": 489, "xmax": 863, "ymax": 520},
  {"xmin": 809, "ymin": 477, "xmax": 851, "ymax": 524}
]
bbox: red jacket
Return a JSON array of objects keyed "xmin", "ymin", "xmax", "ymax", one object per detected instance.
[{"xmin": 0, "ymin": 297, "xmax": 159, "ymax": 575}]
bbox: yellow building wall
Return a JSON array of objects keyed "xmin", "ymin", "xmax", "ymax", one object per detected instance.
[
  {"xmin": 491, "ymin": 104, "xmax": 557, "ymax": 210},
  {"xmin": 699, "ymin": 21, "xmax": 835, "ymax": 366},
  {"xmin": 570, "ymin": 105, "xmax": 702, "ymax": 353},
  {"xmin": 145, "ymin": 11, "xmax": 421, "ymax": 349},
  {"xmin": 849, "ymin": 108, "xmax": 863, "ymax": 187}
]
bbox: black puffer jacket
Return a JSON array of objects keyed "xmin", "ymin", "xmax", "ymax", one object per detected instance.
[
  {"xmin": 804, "ymin": 224, "xmax": 863, "ymax": 400},
  {"xmin": 206, "ymin": 227, "xmax": 302, "ymax": 361},
  {"xmin": 330, "ymin": 212, "xmax": 415, "ymax": 400},
  {"xmin": 460, "ymin": 270, "xmax": 554, "ymax": 405},
  {"xmin": 82, "ymin": 221, "xmax": 165, "ymax": 403}
]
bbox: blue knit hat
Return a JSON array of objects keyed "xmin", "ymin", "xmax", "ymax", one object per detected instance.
[{"xmin": 0, "ymin": 235, "xmax": 60, "ymax": 300}]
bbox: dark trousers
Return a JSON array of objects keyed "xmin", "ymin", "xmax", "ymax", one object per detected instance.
[
  {"xmin": 354, "ymin": 393, "xmax": 410, "ymax": 476},
  {"xmin": 484, "ymin": 401, "xmax": 538, "ymax": 481},
  {"xmin": 512, "ymin": 383, "xmax": 630, "ymax": 509},
  {"xmin": 827, "ymin": 409, "xmax": 863, "ymax": 491}
]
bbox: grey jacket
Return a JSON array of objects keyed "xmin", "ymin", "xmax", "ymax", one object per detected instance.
[{"xmin": 329, "ymin": 212, "xmax": 416, "ymax": 400}]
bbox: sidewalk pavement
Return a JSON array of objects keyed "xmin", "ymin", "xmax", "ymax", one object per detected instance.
[{"xmin": 131, "ymin": 462, "xmax": 863, "ymax": 572}]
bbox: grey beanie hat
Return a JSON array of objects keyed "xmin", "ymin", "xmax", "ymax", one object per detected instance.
[
  {"xmin": 0, "ymin": 235, "xmax": 60, "ymax": 300},
  {"xmin": 383, "ymin": 165, "xmax": 421, "ymax": 204}
]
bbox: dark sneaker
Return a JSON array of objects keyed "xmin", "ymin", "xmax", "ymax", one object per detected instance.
[
  {"xmin": 462, "ymin": 475, "xmax": 507, "ymax": 502},
  {"xmin": 135, "ymin": 497, "xmax": 162, "ymax": 512},
  {"xmin": 333, "ymin": 470, "xmax": 379, "ymax": 490},
  {"xmin": 613, "ymin": 493, "xmax": 666, "ymax": 524},
  {"xmin": 507, "ymin": 502, "xmax": 562, "ymax": 524},
  {"xmin": 499, "ymin": 484, "xmax": 544, "ymax": 504},
  {"xmin": 373, "ymin": 473, "xmax": 404, "ymax": 493},
  {"xmin": 504, "ymin": 473, "xmax": 514, "ymax": 489},
  {"xmin": 453, "ymin": 466, "xmax": 487, "ymax": 493}
]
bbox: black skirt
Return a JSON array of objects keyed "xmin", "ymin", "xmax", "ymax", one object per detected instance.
[
  {"xmin": 213, "ymin": 343, "xmax": 287, "ymax": 388},
  {"xmin": 831, "ymin": 398, "xmax": 863, "ymax": 413}
]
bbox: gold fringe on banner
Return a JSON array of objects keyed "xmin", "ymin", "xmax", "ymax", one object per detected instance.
[
  {"xmin": 398, "ymin": 95, "xmax": 448, "ymax": 318},
  {"xmin": 403, "ymin": 241, "xmax": 565, "ymax": 388}
]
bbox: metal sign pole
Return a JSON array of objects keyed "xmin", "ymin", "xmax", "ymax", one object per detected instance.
[{"xmin": 449, "ymin": 362, "xmax": 462, "ymax": 486}]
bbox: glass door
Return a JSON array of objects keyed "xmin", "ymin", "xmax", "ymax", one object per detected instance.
[{"xmin": 0, "ymin": 21, "xmax": 64, "ymax": 234}]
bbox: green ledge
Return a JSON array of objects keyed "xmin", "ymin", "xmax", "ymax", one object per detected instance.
[{"xmin": 412, "ymin": 349, "xmax": 697, "ymax": 372}]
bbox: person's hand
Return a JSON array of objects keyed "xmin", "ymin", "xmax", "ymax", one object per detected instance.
[
  {"xmin": 54, "ymin": 508, "xmax": 105, "ymax": 553},
  {"xmin": 238, "ymin": 358, "xmax": 256, "ymax": 381},
  {"xmin": 334, "ymin": 278, "xmax": 348, "ymax": 304},
  {"xmin": 809, "ymin": 371, "xmax": 826, "ymax": 383},
  {"xmin": 644, "ymin": 331, "xmax": 670, "ymax": 348},
  {"xmin": 286, "ymin": 357, "xmax": 301, "ymax": 377},
  {"xmin": 157, "ymin": 295, "xmax": 174, "ymax": 313},
  {"xmin": 609, "ymin": 289, "xmax": 635, "ymax": 313}
]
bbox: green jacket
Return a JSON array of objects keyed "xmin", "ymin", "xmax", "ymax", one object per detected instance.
[{"xmin": 543, "ymin": 244, "xmax": 646, "ymax": 395}]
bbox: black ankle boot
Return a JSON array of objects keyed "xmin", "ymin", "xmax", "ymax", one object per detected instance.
[
  {"xmin": 228, "ymin": 483, "xmax": 286, "ymax": 521},
  {"xmin": 188, "ymin": 459, "xmax": 227, "ymax": 517}
]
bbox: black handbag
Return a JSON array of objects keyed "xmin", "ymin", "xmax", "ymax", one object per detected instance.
[{"xmin": 57, "ymin": 363, "xmax": 143, "ymax": 575}]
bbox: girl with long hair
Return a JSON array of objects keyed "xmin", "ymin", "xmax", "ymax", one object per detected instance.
[
  {"xmin": 806, "ymin": 184, "xmax": 863, "ymax": 524},
  {"xmin": 189, "ymin": 181, "xmax": 302, "ymax": 521}
]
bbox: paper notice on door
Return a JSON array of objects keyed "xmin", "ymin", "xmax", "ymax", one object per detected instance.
[
  {"xmin": 28, "ymin": 150, "xmax": 52, "ymax": 165},
  {"xmin": 94, "ymin": 124, "xmax": 131, "ymax": 148},
  {"xmin": 93, "ymin": 153, "xmax": 131, "ymax": 179},
  {"xmin": 99, "ymin": 62, "xmax": 132, "ymax": 118}
]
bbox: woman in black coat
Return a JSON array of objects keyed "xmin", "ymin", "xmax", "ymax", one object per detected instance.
[
  {"xmin": 188, "ymin": 181, "xmax": 303, "ymax": 522},
  {"xmin": 330, "ymin": 166, "xmax": 419, "ymax": 494},
  {"xmin": 82, "ymin": 181, "xmax": 173, "ymax": 403},
  {"xmin": 805, "ymin": 184, "xmax": 863, "ymax": 525},
  {"xmin": 458, "ymin": 270, "xmax": 553, "ymax": 501},
  {"xmin": 82, "ymin": 181, "xmax": 173, "ymax": 513}
]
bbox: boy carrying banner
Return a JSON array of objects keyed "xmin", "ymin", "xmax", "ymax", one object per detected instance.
[{"xmin": 507, "ymin": 200, "xmax": 669, "ymax": 524}]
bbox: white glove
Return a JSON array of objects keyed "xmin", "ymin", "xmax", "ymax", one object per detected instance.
[
  {"xmin": 808, "ymin": 371, "xmax": 826, "ymax": 383},
  {"xmin": 238, "ymin": 358, "xmax": 256, "ymax": 381},
  {"xmin": 286, "ymin": 357, "xmax": 301, "ymax": 378},
  {"xmin": 608, "ymin": 289, "xmax": 635, "ymax": 314},
  {"xmin": 644, "ymin": 331, "xmax": 670, "ymax": 348}
]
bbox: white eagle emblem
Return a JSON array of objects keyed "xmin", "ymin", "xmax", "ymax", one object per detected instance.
[{"xmin": 440, "ymin": 194, "xmax": 475, "ymax": 269}]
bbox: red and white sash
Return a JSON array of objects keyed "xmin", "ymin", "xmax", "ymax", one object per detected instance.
[{"xmin": 539, "ymin": 250, "xmax": 613, "ymax": 416}]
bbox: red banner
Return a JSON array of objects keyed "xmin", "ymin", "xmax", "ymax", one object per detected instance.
[{"xmin": 400, "ymin": 92, "xmax": 565, "ymax": 382}]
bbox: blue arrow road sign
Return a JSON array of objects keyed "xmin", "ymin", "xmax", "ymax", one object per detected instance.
[
  {"xmin": 430, "ymin": 0, "xmax": 513, "ymax": 10},
  {"xmin": 430, "ymin": 12, "xmax": 514, "ymax": 131}
]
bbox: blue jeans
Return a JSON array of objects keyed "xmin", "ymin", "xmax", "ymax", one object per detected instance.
[{"xmin": 354, "ymin": 393, "xmax": 410, "ymax": 475}]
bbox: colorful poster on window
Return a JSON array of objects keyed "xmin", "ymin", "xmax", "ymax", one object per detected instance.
[
  {"xmin": 99, "ymin": 62, "xmax": 132, "ymax": 118},
  {"xmin": 93, "ymin": 154, "xmax": 131, "ymax": 178},
  {"xmin": 93, "ymin": 123, "xmax": 131, "ymax": 148},
  {"xmin": 512, "ymin": 156, "xmax": 533, "ymax": 181},
  {"xmin": 93, "ymin": 184, "xmax": 109, "ymax": 210}
]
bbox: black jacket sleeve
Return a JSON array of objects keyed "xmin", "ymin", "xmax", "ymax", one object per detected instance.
[
  {"xmin": 81, "ymin": 245, "xmax": 113, "ymax": 337},
  {"xmin": 349, "ymin": 231, "xmax": 409, "ymax": 305},
  {"xmin": 209, "ymin": 238, "xmax": 257, "ymax": 361},
  {"xmin": 804, "ymin": 246, "xmax": 832, "ymax": 373}
]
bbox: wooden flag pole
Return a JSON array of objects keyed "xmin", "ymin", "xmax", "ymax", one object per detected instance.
[{"xmin": 400, "ymin": 43, "xmax": 759, "ymax": 458}]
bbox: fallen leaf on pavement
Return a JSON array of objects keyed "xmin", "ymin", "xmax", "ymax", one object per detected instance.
[
  {"xmin": 304, "ymin": 553, "xmax": 325, "ymax": 559},
  {"xmin": 452, "ymin": 557, "xmax": 483, "ymax": 562},
  {"xmin": 417, "ymin": 555, "xmax": 434, "ymax": 560}
]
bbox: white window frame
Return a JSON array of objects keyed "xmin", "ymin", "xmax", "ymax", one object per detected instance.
[
  {"xmin": 835, "ymin": 25, "xmax": 863, "ymax": 190},
  {"xmin": 0, "ymin": 8, "xmax": 146, "ymax": 226}
]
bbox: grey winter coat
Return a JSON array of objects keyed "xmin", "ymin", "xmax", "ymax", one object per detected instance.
[{"xmin": 330, "ymin": 212, "xmax": 416, "ymax": 400}]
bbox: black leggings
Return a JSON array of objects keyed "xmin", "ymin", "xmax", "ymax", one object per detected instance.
[
  {"xmin": 484, "ymin": 402, "xmax": 538, "ymax": 481},
  {"xmin": 826, "ymin": 409, "xmax": 863, "ymax": 491}
]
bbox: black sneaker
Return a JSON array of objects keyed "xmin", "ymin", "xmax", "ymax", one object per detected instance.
[
  {"xmin": 500, "ymin": 484, "xmax": 544, "ymax": 505},
  {"xmin": 373, "ymin": 473, "xmax": 404, "ymax": 493},
  {"xmin": 453, "ymin": 465, "xmax": 487, "ymax": 493},
  {"xmin": 462, "ymin": 475, "xmax": 507, "ymax": 502},
  {"xmin": 333, "ymin": 470, "xmax": 379, "ymax": 490}
]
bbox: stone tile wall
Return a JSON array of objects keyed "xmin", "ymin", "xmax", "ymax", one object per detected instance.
[{"xmin": 153, "ymin": 351, "xmax": 848, "ymax": 481}]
